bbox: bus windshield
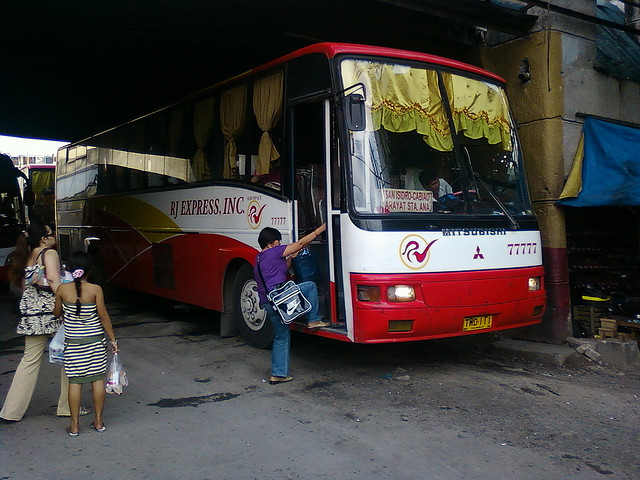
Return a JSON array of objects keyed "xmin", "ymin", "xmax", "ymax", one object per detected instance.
[{"xmin": 340, "ymin": 58, "xmax": 533, "ymax": 218}]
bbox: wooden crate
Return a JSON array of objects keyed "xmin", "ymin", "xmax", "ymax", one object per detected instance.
[
  {"xmin": 573, "ymin": 305, "xmax": 607, "ymax": 335},
  {"xmin": 600, "ymin": 318, "xmax": 618, "ymax": 330},
  {"xmin": 598, "ymin": 327, "xmax": 617, "ymax": 338},
  {"xmin": 615, "ymin": 319, "xmax": 640, "ymax": 342},
  {"xmin": 617, "ymin": 332, "xmax": 636, "ymax": 341}
]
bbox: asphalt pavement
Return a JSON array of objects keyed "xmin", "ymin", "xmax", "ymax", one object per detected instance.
[{"xmin": 2, "ymin": 287, "xmax": 640, "ymax": 480}]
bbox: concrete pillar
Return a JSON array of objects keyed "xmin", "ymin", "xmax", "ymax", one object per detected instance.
[{"xmin": 482, "ymin": 30, "xmax": 571, "ymax": 343}]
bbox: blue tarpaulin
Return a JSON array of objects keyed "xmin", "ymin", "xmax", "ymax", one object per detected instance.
[{"xmin": 558, "ymin": 117, "xmax": 640, "ymax": 207}]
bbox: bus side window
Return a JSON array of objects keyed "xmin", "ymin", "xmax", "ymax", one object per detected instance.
[
  {"xmin": 192, "ymin": 97, "xmax": 216, "ymax": 182},
  {"xmin": 246, "ymin": 72, "xmax": 284, "ymax": 189},
  {"xmin": 219, "ymin": 84, "xmax": 249, "ymax": 180}
]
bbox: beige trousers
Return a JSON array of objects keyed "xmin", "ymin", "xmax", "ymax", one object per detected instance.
[{"xmin": 0, "ymin": 334, "xmax": 70, "ymax": 421}]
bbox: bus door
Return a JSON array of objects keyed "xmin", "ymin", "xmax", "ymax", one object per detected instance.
[{"xmin": 289, "ymin": 100, "xmax": 343, "ymax": 330}]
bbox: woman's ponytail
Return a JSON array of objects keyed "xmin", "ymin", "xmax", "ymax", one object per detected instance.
[
  {"xmin": 67, "ymin": 250, "xmax": 93, "ymax": 316},
  {"xmin": 74, "ymin": 276, "xmax": 82, "ymax": 315}
]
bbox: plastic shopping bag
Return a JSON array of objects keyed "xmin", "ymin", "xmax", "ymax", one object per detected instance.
[
  {"xmin": 49, "ymin": 325, "xmax": 65, "ymax": 365},
  {"xmin": 106, "ymin": 352, "xmax": 129, "ymax": 395},
  {"xmin": 60, "ymin": 268, "xmax": 74, "ymax": 284}
]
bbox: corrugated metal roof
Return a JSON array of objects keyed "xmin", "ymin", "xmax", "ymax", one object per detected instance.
[{"xmin": 596, "ymin": 2, "xmax": 640, "ymax": 82}]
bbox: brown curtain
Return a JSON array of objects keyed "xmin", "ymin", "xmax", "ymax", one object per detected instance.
[
  {"xmin": 192, "ymin": 98, "xmax": 214, "ymax": 181},
  {"xmin": 220, "ymin": 85, "xmax": 247, "ymax": 178},
  {"xmin": 252, "ymin": 71, "xmax": 284, "ymax": 176}
]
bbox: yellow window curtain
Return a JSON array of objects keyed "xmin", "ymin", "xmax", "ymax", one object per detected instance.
[
  {"xmin": 340, "ymin": 59, "xmax": 452, "ymax": 151},
  {"xmin": 253, "ymin": 71, "xmax": 284, "ymax": 176},
  {"xmin": 442, "ymin": 73, "xmax": 512, "ymax": 151},
  {"xmin": 192, "ymin": 97, "xmax": 214, "ymax": 181},
  {"xmin": 31, "ymin": 170, "xmax": 54, "ymax": 202},
  {"xmin": 220, "ymin": 85, "xmax": 247, "ymax": 178}
]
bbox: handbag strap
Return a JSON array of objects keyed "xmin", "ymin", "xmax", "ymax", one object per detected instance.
[
  {"xmin": 256, "ymin": 253, "xmax": 268, "ymax": 294},
  {"xmin": 34, "ymin": 247, "xmax": 49, "ymax": 266},
  {"xmin": 25, "ymin": 247, "xmax": 49, "ymax": 268}
]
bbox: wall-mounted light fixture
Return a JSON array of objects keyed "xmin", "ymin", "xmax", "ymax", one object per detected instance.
[{"xmin": 518, "ymin": 58, "xmax": 531, "ymax": 86}]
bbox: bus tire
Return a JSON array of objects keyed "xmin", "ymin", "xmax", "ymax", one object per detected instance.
[{"xmin": 229, "ymin": 263, "xmax": 272, "ymax": 348}]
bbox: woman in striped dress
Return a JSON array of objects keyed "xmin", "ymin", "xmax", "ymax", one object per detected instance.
[{"xmin": 54, "ymin": 251, "xmax": 118, "ymax": 436}]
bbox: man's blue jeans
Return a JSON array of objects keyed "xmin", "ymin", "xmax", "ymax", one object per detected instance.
[
  {"xmin": 263, "ymin": 302, "xmax": 290, "ymax": 377},
  {"xmin": 263, "ymin": 281, "xmax": 322, "ymax": 377}
]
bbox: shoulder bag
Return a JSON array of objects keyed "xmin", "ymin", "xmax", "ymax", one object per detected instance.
[
  {"xmin": 24, "ymin": 248, "xmax": 48, "ymax": 286},
  {"xmin": 257, "ymin": 254, "xmax": 312, "ymax": 324}
]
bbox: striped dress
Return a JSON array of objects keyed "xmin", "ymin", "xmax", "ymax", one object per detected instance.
[{"xmin": 62, "ymin": 302, "xmax": 108, "ymax": 384}]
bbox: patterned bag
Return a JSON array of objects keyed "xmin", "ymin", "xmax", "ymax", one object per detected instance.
[
  {"xmin": 24, "ymin": 248, "xmax": 48, "ymax": 286},
  {"xmin": 24, "ymin": 264, "xmax": 45, "ymax": 286},
  {"xmin": 16, "ymin": 286, "xmax": 60, "ymax": 335},
  {"xmin": 267, "ymin": 280, "xmax": 312, "ymax": 325}
]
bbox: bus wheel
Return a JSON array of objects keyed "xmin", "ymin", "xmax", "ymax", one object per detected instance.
[{"xmin": 232, "ymin": 263, "xmax": 272, "ymax": 348}]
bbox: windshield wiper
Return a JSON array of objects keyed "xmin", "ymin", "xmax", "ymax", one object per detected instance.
[{"xmin": 473, "ymin": 172, "xmax": 519, "ymax": 230}]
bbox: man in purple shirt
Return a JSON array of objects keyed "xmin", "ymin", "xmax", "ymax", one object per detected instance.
[{"xmin": 254, "ymin": 224, "xmax": 329, "ymax": 385}]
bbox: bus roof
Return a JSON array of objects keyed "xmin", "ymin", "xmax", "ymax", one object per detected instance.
[{"xmin": 249, "ymin": 42, "xmax": 506, "ymax": 85}]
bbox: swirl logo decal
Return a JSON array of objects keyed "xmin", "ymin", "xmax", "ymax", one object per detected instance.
[
  {"xmin": 247, "ymin": 200, "xmax": 266, "ymax": 229},
  {"xmin": 399, "ymin": 235, "xmax": 437, "ymax": 270}
]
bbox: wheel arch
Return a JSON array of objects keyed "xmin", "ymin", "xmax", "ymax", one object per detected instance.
[{"xmin": 219, "ymin": 257, "xmax": 253, "ymax": 337}]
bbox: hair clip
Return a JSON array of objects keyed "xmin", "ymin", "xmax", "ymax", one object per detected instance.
[{"xmin": 72, "ymin": 269, "xmax": 84, "ymax": 279}]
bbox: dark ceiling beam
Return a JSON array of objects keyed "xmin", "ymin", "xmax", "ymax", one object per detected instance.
[
  {"xmin": 517, "ymin": 0, "xmax": 640, "ymax": 35},
  {"xmin": 277, "ymin": 0, "xmax": 482, "ymax": 50},
  {"xmin": 375, "ymin": 0, "xmax": 538, "ymax": 35},
  {"xmin": 0, "ymin": 0, "xmax": 540, "ymax": 142}
]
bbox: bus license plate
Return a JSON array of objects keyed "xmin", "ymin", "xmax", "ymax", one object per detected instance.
[{"xmin": 462, "ymin": 315, "xmax": 493, "ymax": 331}]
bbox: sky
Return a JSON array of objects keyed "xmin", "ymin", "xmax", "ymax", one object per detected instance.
[{"xmin": 0, "ymin": 135, "xmax": 69, "ymax": 157}]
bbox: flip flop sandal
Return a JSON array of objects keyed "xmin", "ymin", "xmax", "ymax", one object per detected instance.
[
  {"xmin": 90, "ymin": 422, "xmax": 107, "ymax": 432},
  {"xmin": 269, "ymin": 376, "xmax": 294, "ymax": 385},
  {"xmin": 66, "ymin": 427, "xmax": 79, "ymax": 437}
]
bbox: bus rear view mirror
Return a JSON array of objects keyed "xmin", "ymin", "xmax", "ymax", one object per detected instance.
[{"xmin": 344, "ymin": 93, "xmax": 365, "ymax": 131}]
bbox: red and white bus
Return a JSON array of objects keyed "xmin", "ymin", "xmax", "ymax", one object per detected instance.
[{"xmin": 56, "ymin": 43, "xmax": 545, "ymax": 347}]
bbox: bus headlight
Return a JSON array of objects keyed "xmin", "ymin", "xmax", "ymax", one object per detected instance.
[
  {"xmin": 357, "ymin": 285, "xmax": 381, "ymax": 302},
  {"xmin": 528, "ymin": 277, "xmax": 541, "ymax": 291},
  {"xmin": 387, "ymin": 285, "xmax": 415, "ymax": 302}
]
